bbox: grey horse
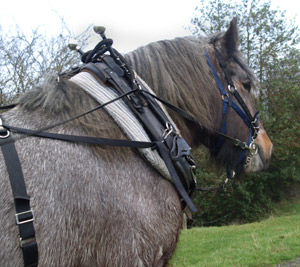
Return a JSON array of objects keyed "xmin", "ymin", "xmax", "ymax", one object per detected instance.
[{"xmin": 0, "ymin": 18, "xmax": 272, "ymax": 266}]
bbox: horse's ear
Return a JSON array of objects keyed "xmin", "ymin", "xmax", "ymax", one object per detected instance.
[{"xmin": 223, "ymin": 18, "xmax": 239, "ymax": 56}]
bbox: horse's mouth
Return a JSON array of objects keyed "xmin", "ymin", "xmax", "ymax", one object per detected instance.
[{"xmin": 245, "ymin": 144, "xmax": 271, "ymax": 173}]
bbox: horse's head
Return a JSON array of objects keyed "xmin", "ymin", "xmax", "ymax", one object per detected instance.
[
  {"xmin": 125, "ymin": 19, "xmax": 273, "ymax": 176},
  {"xmin": 206, "ymin": 18, "xmax": 273, "ymax": 175}
]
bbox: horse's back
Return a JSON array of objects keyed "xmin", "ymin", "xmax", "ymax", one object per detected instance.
[{"xmin": 0, "ymin": 104, "xmax": 182, "ymax": 266}]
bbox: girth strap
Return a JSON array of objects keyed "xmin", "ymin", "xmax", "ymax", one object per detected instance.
[{"xmin": 0, "ymin": 124, "xmax": 38, "ymax": 267}]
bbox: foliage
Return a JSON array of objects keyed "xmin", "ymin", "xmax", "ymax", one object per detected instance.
[
  {"xmin": 190, "ymin": 149, "xmax": 275, "ymax": 226},
  {"xmin": 258, "ymin": 47, "xmax": 300, "ymax": 195},
  {"xmin": 190, "ymin": 0, "xmax": 300, "ymax": 226},
  {"xmin": 190, "ymin": 0, "xmax": 299, "ymax": 86},
  {"xmin": 0, "ymin": 22, "xmax": 86, "ymax": 104},
  {"xmin": 170, "ymin": 197, "xmax": 300, "ymax": 266}
]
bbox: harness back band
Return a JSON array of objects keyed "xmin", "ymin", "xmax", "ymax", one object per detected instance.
[{"xmin": 75, "ymin": 55, "xmax": 198, "ymax": 211}]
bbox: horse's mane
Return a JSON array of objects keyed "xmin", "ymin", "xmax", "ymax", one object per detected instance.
[{"xmin": 125, "ymin": 36, "xmax": 219, "ymax": 133}]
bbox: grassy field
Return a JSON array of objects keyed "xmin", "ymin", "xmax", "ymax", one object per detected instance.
[{"xmin": 169, "ymin": 197, "xmax": 300, "ymax": 267}]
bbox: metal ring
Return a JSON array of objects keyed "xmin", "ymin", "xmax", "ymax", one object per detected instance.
[
  {"xmin": 228, "ymin": 84, "xmax": 237, "ymax": 93},
  {"xmin": 162, "ymin": 123, "xmax": 173, "ymax": 140},
  {"xmin": 222, "ymin": 93, "xmax": 229, "ymax": 100},
  {"xmin": 0, "ymin": 129, "xmax": 10, "ymax": 139},
  {"xmin": 249, "ymin": 142, "xmax": 258, "ymax": 155}
]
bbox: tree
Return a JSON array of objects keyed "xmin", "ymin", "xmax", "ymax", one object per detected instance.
[
  {"xmin": 0, "ymin": 22, "xmax": 87, "ymax": 104},
  {"xmin": 261, "ymin": 47, "xmax": 300, "ymax": 182},
  {"xmin": 190, "ymin": 0, "xmax": 300, "ymax": 88},
  {"xmin": 190, "ymin": 0, "xmax": 235, "ymax": 35}
]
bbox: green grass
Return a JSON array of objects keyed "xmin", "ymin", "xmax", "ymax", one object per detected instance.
[{"xmin": 169, "ymin": 197, "xmax": 300, "ymax": 267}]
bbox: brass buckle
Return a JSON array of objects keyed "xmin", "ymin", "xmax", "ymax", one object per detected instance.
[
  {"xmin": 222, "ymin": 93, "xmax": 229, "ymax": 100},
  {"xmin": 19, "ymin": 236, "xmax": 37, "ymax": 248}
]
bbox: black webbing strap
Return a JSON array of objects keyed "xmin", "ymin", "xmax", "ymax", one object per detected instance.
[
  {"xmin": 0, "ymin": 103, "xmax": 18, "ymax": 110},
  {"xmin": 2, "ymin": 124, "xmax": 155, "ymax": 149},
  {"xmin": 0, "ymin": 131, "xmax": 38, "ymax": 267}
]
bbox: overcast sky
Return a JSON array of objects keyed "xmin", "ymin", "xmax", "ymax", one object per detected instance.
[{"xmin": 0, "ymin": 0, "xmax": 299, "ymax": 52}]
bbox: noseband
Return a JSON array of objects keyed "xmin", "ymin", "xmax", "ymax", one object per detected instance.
[{"xmin": 205, "ymin": 50, "xmax": 260, "ymax": 176}]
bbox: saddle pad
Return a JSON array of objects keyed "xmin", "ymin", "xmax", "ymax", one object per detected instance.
[{"xmin": 70, "ymin": 71, "xmax": 172, "ymax": 180}]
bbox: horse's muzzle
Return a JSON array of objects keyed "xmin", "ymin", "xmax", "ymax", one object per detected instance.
[{"xmin": 245, "ymin": 127, "xmax": 273, "ymax": 173}]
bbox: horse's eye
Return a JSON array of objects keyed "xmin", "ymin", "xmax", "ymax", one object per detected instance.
[{"xmin": 243, "ymin": 82, "xmax": 251, "ymax": 91}]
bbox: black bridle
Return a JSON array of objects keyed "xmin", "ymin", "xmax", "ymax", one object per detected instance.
[{"xmin": 205, "ymin": 50, "xmax": 260, "ymax": 177}]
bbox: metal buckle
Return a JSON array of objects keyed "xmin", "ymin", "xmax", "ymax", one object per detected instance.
[
  {"xmin": 233, "ymin": 139, "xmax": 246, "ymax": 149},
  {"xmin": 15, "ymin": 210, "xmax": 35, "ymax": 225},
  {"xmin": 162, "ymin": 122, "xmax": 174, "ymax": 140}
]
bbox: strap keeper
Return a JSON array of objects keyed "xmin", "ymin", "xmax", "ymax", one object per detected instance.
[
  {"xmin": 15, "ymin": 209, "xmax": 35, "ymax": 225},
  {"xmin": 19, "ymin": 236, "xmax": 37, "ymax": 248}
]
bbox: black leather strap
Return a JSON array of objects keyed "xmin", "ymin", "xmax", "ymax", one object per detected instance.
[
  {"xmin": 155, "ymin": 139, "xmax": 197, "ymax": 212},
  {"xmin": 81, "ymin": 62, "xmax": 109, "ymax": 84},
  {"xmin": 0, "ymin": 129, "xmax": 38, "ymax": 267}
]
